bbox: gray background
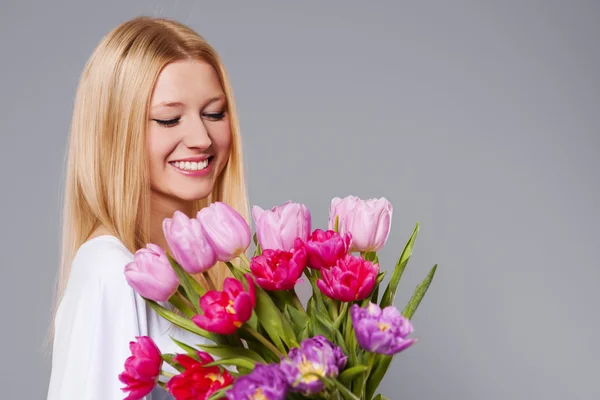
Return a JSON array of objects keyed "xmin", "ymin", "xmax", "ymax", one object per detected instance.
[{"xmin": 1, "ymin": 0, "xmax": 598, "ymax": 399}]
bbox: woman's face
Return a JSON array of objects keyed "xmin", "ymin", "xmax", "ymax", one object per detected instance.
[{"xmin": 147, "ymin": 59, "xmax": 231, "ymax": 206}]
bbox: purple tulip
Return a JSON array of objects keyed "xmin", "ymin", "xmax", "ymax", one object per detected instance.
[
  {"xmin": 124, "ymin": 244, "xmax": 179, "ymax": 302},
  {"xmin": 328, "ymin": 195, "xmax": 392, "ymax": 253},
  {"xmin": 226, "ymin": 363, "xmax": 289, "ymax": 400},
  {"xmin": 252, "ymin": 201, "xmax": 311, "ymax": 251},
  {"xmin": 196, "ymin": 202, "xmax": 251, "ymax": 262},
  {"xmin": 279, "ymin": 335, "xmax": 347, "ymax": 395},
  {"xmin": 350, "ymin": 302, "xmax": 416, "ymax": 356},
  {"xmin": 163, "ymin": 210, "xmax": 217, "ymax": 274}
]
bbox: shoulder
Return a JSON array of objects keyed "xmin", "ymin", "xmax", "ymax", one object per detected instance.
[{"xmin": 68, "ymin": 235, "xmax": 134, "ymax": 289}]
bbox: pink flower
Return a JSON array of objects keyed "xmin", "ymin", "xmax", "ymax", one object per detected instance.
[
  {"xmin": 304, "ymin": 229, "xmax": 352, "ymax": 270},
  {"xmin": 196, "ymin": 202, "xmax": 251, "ymax": 262},
  {"xmin": 252, "ymin": 201, "xmax": 311, "ymax": 251},
  {"xmin": 328, "ymin": 195, "xmax": 392, "ymax": 253},
  {"xmin": 163, "ymin": 210, "xmax": 217, "ymax": 274},
  {"xmin": 250, "ymin": 238, "xmax": 307, "ymax": 290},
  {"xmin": 119, "ymin": 336, "xmax": 162, "ymax": 400},
  {"xmin": 317, "ymin": 254, "xmax": 379, "ymax": 302},
  {"xmin": 124, "ymin": 244, "xmax": 179, "ymax": 302},
  {"xmin": 192, "ymin": 275, "xmax": 256, "ymax": 334}
]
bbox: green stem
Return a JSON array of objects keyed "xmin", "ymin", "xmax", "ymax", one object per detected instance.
[
  {"xmin": 161, "ymin": 370, "xmax": 176, "ymax": 378},
  {"xmin": 244, "ymin": 325, "xmax": 285, "ymax": 359},
  {"xmin": 202, "ymin": 271, "xmax": 217, "ymax": 291},
  {"xmin": 239, "ymin": 253, "xmax": 251, "ymax": 270},
  {"xmin": 361, "ymin": 353, "xmax": 377, "ymax": 398}
]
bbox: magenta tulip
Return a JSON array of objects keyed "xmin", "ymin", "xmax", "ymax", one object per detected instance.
[
  {"xmin": 252, "ymin": 201, "xmax": 311, "ymax": 251},
  {"xmin": 317, "ymin": 254, "xmax": 379, "ymax": 302},
  {"xmin": 192, "ymin": 275, "xmax": 256, "ymax": 334},
  {"xmin": 118, "ymin": 336, "xmax": 162, "ymax": 400},
  {"xmin": 250, "ymin": 238, "xmax": 307, "ymax": 290},
  {"xmin": 328, "ymin": 195, "xmax": 392, "ymax": 253},
  {"xmin": 304, "ymin": 229, "xmax": 352, "ymax": 270},
  {"xmin": 124, "ymin": 244, "xmax": 179, "ymax": 302},
  {"xmin": 163, "ymin": 210, "xmax": 217, "ymax": 274},
  {"xmin": 196, "ymin": 202, "xmax": 251, "ymax": 262}
]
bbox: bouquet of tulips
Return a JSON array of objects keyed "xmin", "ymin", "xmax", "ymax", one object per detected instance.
[{"xmin": 118, "ymin": 195, "xmax": 437, "ymax": 400}]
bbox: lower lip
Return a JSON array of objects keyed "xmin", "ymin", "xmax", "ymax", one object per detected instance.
[{"xmin": 169, "ymin": 159, "xmax": 213, "ymax": 177}]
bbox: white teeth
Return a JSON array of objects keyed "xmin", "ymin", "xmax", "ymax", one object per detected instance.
[{"xmin": 172, "ymin": 159, "xmax": 209, "ymax": 171}]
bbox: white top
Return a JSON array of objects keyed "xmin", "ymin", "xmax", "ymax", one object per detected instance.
[{"xmin": 47, "ymin": 235, "xmax": 212, "ymax": 400}]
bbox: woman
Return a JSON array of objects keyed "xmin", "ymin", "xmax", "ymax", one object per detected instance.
[{"xmin": 46, "ymin": 16, "xmax": 249, "ymax": 399}]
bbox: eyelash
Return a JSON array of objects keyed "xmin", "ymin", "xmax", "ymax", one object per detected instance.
[{"xmin": 154, "ymin": 112, "xmax": 227, "ymax": 127}]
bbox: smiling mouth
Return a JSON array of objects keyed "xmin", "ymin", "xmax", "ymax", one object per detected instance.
[{"xmin": 169, "ymin": 157, "xmax": 213, "ymax": 171}]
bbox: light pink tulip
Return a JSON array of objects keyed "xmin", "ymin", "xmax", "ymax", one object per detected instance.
[
  {"xmin": 328, "ymin": 195, "xmax": 392, "ymax": 252},
  {"xmin": 163, "ymin": 210, "xmax": 217, "ymax": 274},
  {"xmin": 252, "ymin": 201, "xmax": 311, "ymax": 251},
  {"xmin": 196, "ymin": 202, "xmax": 251, "ymax": 262},
  {"xmin": 124, "ymin": 244, "xmax": 179, "ymax": 302}
]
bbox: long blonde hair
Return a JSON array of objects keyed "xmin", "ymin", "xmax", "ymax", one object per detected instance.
[{"xmin": 51, "ymin": 16, "xmax": 249, "ymax": 337}]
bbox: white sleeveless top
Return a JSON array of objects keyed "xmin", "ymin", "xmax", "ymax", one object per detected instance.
[{"xmin": 46, "ymin": 235, "xmax": 212, "ymax": 400}]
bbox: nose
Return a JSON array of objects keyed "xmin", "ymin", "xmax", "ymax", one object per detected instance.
[{"xmin": 182, "ymin": 116, "xmax": 212, "ymax": 150}]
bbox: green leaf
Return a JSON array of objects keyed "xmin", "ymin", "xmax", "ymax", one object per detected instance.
[
  {"xmin": 167, "ymin": 254, "xmax": 204, "ymax": 312},
  {"xmin": 365, "ymin": 355, "xmax": 392, "ymax": 400},
  {"xmin": 161, "ymin": 353, "xmax": 185, "ymax": 373},
  {"xmin": 334, "ymin": 215, "xmax": 339, "ymax": 233},
  {"xmin": 402, "ymin": 264, "xmax": 437, "ymax": 320},
  {"xmin": 379, "ymin": 222, "xmax": 419, "ymax": 308},
  {"xmin": 170, "ymin": 337, "xmax": 199, "ymax": 355},
  {"xmin": 286, "ymin": 304, "xmax": 309, "ymax": 328},
  {"xmin": 204, "ymin": 357, "xmax": 257, "ymax": 370},
  {"xmin": 339, "ymin": 365, "xmax": 368, "ymax": 385},
  {"xmin": 145, "ymin": 299, "xmax": 211, "ymax": 340},
  {"xmin": 252, "ymin": 285, "xmax": 299, "ymax": 350},
  {"xmin": 196, "ymin": 343, "xmax": 266, "ymax": 364},
  {"xmin": 373, "ymin": 395, "xmax": 390, "ymax": 400}
]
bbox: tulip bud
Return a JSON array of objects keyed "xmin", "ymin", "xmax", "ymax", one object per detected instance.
[
  {"xmin": 196, "ymin": 202, "xmax": 251, "ymax": 262},
  {"xmin": 252, "ymin": 201, "xmax": 311, "ymax": 251},
  {"xmin": 124, "ymin": 244, "xmax": 180, "ymax": 302},
  {"xmin": 328, "ymin": 195, "xmax": 392, "ymax": 252},
  {"xmin": 163, "ymin": 210, "xmax": 217, "ymax": 274}
]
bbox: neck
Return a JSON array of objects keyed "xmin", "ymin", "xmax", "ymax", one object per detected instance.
[{"xmin": 150, "ymin": 193, "xmax": 194, "ymax": 251}]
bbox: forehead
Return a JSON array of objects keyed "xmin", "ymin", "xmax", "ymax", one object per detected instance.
[{"xmin": 150, "ymin": 59, "xmax": 224, "ymax": 105}]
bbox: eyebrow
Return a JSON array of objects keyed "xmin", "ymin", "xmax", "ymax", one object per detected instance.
[{"xmin": 151, "ymin": 95, "xmax": 226, "ymax": 109}]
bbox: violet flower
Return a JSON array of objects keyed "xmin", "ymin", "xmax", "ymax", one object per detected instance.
[
  {"xmin": 279, "ymin": 335, "xmax": 347, "ymax": 395},
  {"xmin": 226, "ymin": 363, "xmax": 288, "ymax": 400},
  {"xmin": 350, "ymin": 302, "xmax": 416, "ymax": 355}
]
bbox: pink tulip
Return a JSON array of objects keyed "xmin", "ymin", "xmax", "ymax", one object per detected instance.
[
  {"xmin": 252, "ymin": 201, "xmax": 311, "ymax": 251},
  {"xmin": 196, "ymin": 202, "xmax": 251, "ymax": 262},
  {"xmin": 304, "ymin": 229, "xmax": 352, "ymax": 270},
  {"xmin": 163, "ymin": 210, "xmax": 217, "ymax": 274},
  {"xmin": 317, "ymin": 254, "xmax": 379, "ymax": 302},
  {"xmin": 328, "ymin": 195, "xmax": 392, "ymax": 252},
  {"xmin": 124, "ymin": 244, "xmax": 179, "ymax": 302},
  {"xmin": 118, "ymin": 336, "xmax": 162, "ymax": 400}
]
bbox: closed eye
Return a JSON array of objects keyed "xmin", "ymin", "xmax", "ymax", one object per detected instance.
[
  {"xmin": 153, "ymin": 117, "xmax": 179, "ymax": 127},
  {"xmin": 202, "ymin": 111, "xmax": 227, "ymax": 121}
]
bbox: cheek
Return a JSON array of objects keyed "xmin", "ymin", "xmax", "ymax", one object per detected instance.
[
  {"xmin": 147, "ymin": 126, "xmax": 177, "ymax": 166},
  {"xmin": 212, "ymin": 121, "xmax": 233, "ymax": 159}
]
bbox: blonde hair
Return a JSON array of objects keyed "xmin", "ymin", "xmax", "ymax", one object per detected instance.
[{"xmin": 50, "ymin": 16, "xmax": 249, "ymax": 338}]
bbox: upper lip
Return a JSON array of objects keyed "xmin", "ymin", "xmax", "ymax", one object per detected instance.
[{"xmin": 169, "ymin": 155, "xmax": 212, "ymax": 163}]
